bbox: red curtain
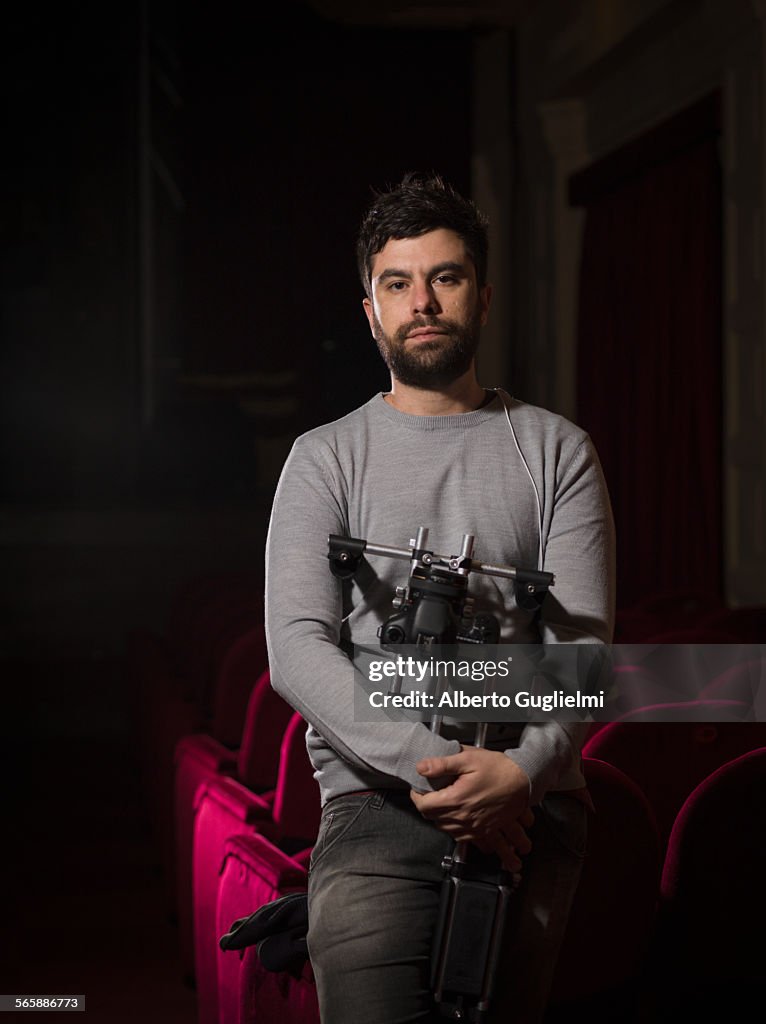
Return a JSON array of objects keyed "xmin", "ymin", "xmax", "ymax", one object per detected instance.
[{"xmin": 575, "ymin": 130, "xmax": 722, "ymax": 607}]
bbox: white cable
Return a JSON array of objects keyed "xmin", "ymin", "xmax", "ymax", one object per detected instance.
[{"xmin": 493, "ymin": 388, "xmax": 545, "ymax": 571}]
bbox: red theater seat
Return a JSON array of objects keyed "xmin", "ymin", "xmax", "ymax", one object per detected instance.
[
  {"xmin": 583, "ymin": 714, "xmax": 766, "ymax": 845},
  {"xmin": 217, "ymin": 833, "xmax": 317, "ymax": 1024},
  {"xmin": 174, "ymin": 660, "xmax": 292, "ymax": 982},
  {"xmin": 192, "ymin": 713, "xmax": 321, "ymax": 1024},
  {"xmin": 131, "ymin": 573, "xmax": 265, "ymax": 904},
  {"xmin": 153, "ymin": 622, "xmax": 268, "ymax": 916},
  {"xmin": 549, "ymin": 758, "xmax": 661, "ymax": 1013},
  {"xmin": 700, "ymin": 657, "xmax": 764, "ymax": 704},
  {"xmin": 607, "ymin": 662, "xmax": 673, "ymax": 716},
  {"xmin": 652, "ymin": 747, "xmax": 766, "ymax": 1016}
]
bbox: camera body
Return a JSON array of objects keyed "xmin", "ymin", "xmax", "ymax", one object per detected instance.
[{"xmin": 378, "ymin": 565, "xmax": 501, "ymax": 649}]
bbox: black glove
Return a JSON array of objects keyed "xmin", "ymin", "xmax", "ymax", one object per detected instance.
[{"xmin": 219, "ymin": 891, "xmax": 309, "ymax": 974}]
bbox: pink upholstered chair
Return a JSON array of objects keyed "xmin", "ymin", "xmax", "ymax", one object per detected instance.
[
  {"xmin": 132, "ymin": 575, "xmax": 265, "ymax": 911},
  {"xmin": 153, "ymin": 622, "xmax": 268, "ymax": 916},
  {"xmin": 549, "ymin": 757, "xmax": 661, "ymax": 1013},
  {"xmin": 700, "ymin": 657, "xmax": 763, "ymax": 704},
  {"xmin": 174, "ymin": 660, "xmax": 293, "ymax": 982},
  {"xmin": 192, "ymin": 713, "xmax": 321, "ymax": 1024},
  {"xmin": 651, "ymin": 747, "xmax": 766, "ymax": 1017},
  {"xmin": 583, "ymin": 713, "xmax": 766, "ymax": 845},
  {"xmin": 216, "ymin": 833, "xmax": 318, "ymax": 1024}
]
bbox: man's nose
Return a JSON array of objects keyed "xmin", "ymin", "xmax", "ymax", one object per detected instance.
[{"xmin": 411, "ymin": 281, "xmax": 440, "ymax": 315}]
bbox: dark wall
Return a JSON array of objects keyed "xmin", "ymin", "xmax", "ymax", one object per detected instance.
[
  {"xmin": 0, "ymin": 1, "xmax": 474, "ymax": 660},
  {"xmin": 179, "ymin": 2, "xmax": 473, "ymax": 451},
  {"xmin": 2, "ymin": 3, "xmax": 140, "ymax": 501},
  {"xmin": 1, "ymin": 0, "xmax": 473, "ymax": 504}
]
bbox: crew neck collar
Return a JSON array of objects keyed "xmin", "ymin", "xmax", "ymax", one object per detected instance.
[{"xmin": 372, "ymin": 391, "xmax": 504, "ymax": 431}]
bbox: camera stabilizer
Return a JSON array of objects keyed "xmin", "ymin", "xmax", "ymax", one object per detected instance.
[{"xmin": 327, "ymin": 528, "xmax": 554, "ymax": 1022}]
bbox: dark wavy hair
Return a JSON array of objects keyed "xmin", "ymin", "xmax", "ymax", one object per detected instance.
[{"xmin": 356, "ymin": 173, "xmax": 489, "ymax": 297}]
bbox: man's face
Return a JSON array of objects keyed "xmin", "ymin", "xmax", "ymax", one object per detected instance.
[{"xmin": 362, "ymin": 228, "xmax": 491, "ymax": 388}]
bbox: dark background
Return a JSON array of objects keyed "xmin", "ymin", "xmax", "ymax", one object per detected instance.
[
  {"xmin": 0, "ymin": 1, "xmax": 754, "ymax": 1020},
  {"xmin": 1, "ymin": 0, "xmax": 476, "ymax": 671},
  {"xmin": 1, "ymin": 2, "xmax": 476, "ymax": 1017},
  {"xmin": 1, "ymin": 0, "xmax": 472, "ymax": 504}
]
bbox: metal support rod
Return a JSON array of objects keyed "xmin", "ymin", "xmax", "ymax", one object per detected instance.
[{"xmin": 332, "ymin": 532, "xmax": 554, "ymax": 587}]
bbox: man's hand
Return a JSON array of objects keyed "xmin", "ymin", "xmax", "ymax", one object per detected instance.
[{"xmin": 410, "ymin": 746, "xmax": 534, "ymax": 871}]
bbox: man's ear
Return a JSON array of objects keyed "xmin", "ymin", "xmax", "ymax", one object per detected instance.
[{"xmin": 362, "ymin": 296, "xmax": 374, "ymax": 332}]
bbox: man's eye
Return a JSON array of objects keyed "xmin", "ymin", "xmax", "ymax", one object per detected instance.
[
  {"xmin": 387, "ymin": 281, "xmax": 408, "ymax": 291},
  {"xmin": 434, "ymin": 275, "xmax": 457, "ymax": 285}
]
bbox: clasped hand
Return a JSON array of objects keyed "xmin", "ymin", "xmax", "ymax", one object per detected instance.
[{"xmin": 410, "ymin": 745, "xmax": 534, "ymax": 872}]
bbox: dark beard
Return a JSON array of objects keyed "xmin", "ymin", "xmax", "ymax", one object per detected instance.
[{"xmin": 372, "ymin": 312, "xmax": 481, "ymax": 388}]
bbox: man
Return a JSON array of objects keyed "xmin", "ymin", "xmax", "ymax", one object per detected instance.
[{"xmin": 265, "ymin": 174, "xmax": 615, "ymax": 1023}]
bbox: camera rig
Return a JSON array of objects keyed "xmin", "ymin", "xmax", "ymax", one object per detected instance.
[{"xmin": 327, "ymin": 527, "xmax": 554, "ymax": 1022}]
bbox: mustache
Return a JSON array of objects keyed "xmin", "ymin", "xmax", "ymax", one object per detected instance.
[{"xmin": 394, "ymin": 317, "xmax": 458, "ymax": 343}]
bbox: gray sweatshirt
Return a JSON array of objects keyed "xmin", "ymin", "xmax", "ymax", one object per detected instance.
[{"xmin": 265, "ymin": 391, "xmax": 615, "ymax": 806}]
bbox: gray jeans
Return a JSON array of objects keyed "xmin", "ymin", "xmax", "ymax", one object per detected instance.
[{"xmin": 307, "ymin": 788, "xmax": 587, "ymax": 1024}]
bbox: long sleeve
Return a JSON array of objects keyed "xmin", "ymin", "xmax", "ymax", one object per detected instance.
[
  {"xmin": 265, "ymin": 436, "xmax": 460, "ymax": 795},
  {"xmin": 505, "ymin": 435, "xmax": 616, "ymax": 805}
]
